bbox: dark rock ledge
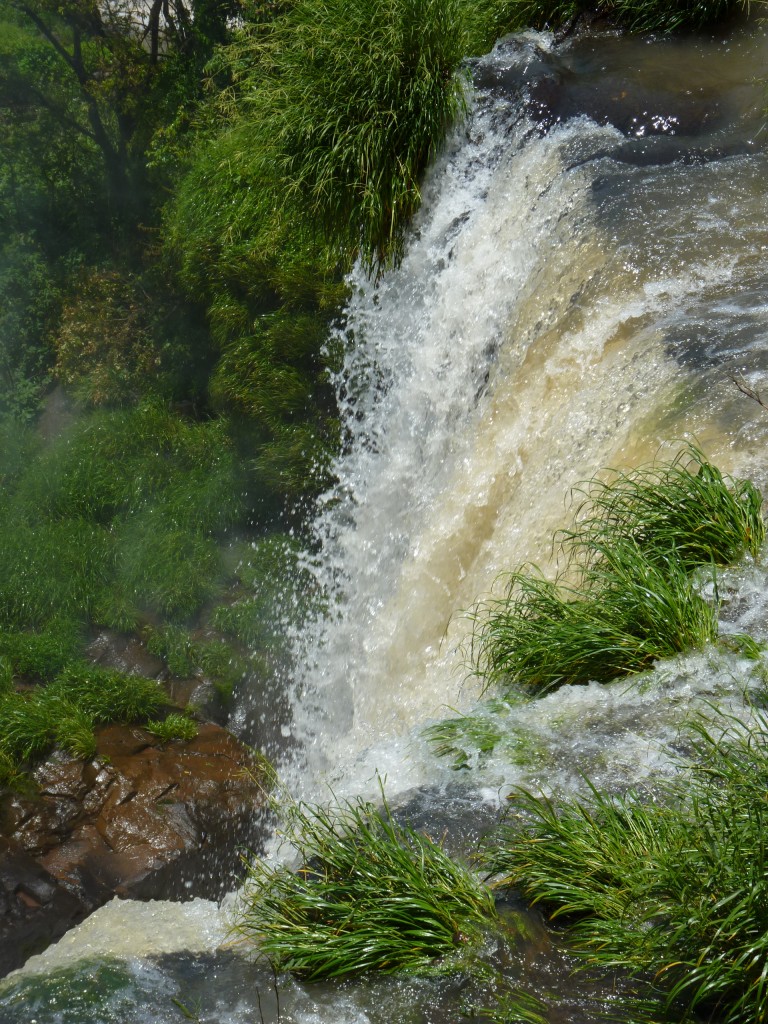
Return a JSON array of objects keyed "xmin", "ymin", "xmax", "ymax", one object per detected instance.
[{"xmin": 0, "ymin": 723, "xmax": 269, "ymax": 977}]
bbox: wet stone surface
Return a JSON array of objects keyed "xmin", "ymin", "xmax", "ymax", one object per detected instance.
[{"xmin": 0, "ymin": 723, "xmax": 270, "ymax": 977}]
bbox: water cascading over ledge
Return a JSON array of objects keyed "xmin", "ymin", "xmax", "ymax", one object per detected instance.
[{"xmin": 4, "ymin": 19, "xmax": 768, "ymax": 1023}]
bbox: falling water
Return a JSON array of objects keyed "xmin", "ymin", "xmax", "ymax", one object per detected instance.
[{"xmin": 4, "ymin": 18, "xmax": 768, "ymax": 1023}]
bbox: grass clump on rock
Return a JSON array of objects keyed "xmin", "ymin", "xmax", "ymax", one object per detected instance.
[
  {"xmin": 482, "ymin": 714, "xmax": 768, "ymax": 1024},
  {"xmin": 0, "ymin": 664, "xmax": 168, "ymax": 774},
  {"xmin": 470, "ymin": 446, "xmax": 762, "ymax": 697},
  {"xmin": 237, "ymin": 793, "xmax": 497, "ymax": 979},
  {"xmin": 564, "ymin": 444, "xmax": 764, "ymax": 573},
  {"xmin": 146, "ymin": 712, "xmax": 198, "ymax": 744}
]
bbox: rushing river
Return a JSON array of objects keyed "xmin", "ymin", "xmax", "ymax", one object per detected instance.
[{"xmin": 4, "ymin": 16, "xmax": 768, "ymax": 1023}]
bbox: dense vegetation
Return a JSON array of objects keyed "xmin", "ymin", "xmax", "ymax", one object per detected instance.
[
  {"xmin": 1, "ymin": 0, "xmax": 763, "ymax": 1018},
  {"xmin": 0, "ymin": 0, "xmax": 752, "ymax": 832}
]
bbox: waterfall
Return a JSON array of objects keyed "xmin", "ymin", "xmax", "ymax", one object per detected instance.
[{"xmin": 5, "ymin": 20, "xmax": 768, "ymax": 1023}]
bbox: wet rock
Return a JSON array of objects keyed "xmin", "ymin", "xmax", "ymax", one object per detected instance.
[
  {"xmin": 473, "ymin": 33, "xmax": 749, "ymax": 168},
  {"xmin": 0, "ymin": 836, "xmax": 88, "ymax": 976},
  {"xmin": 1, "ymin": 723, "xmax": 269, "ymax": 975},
  {"xmin": 86, "ymin": 629, "xmax": 166, "ymax": 680}
]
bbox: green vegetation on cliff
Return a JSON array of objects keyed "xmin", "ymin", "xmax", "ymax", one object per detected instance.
[{"xmin": 0, "ymin": 0, "xmax": 752, "ymax": 774}]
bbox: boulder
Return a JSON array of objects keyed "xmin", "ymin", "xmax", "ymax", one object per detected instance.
[
  {"xmin": 0, "ymin": 836, "xmax": 87, "ymax": 977},
  {"xmin": 0, "ymin": 722, "xmax": 270, "ymax": 975}
]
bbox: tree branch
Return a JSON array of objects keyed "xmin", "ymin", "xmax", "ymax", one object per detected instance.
[{"xmin": 730, "ymin": 371, "xmax": 768, "ymax": 411}]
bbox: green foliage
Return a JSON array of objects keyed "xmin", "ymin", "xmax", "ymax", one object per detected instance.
[
  {"xmin": 171, "ymin": 0, "xmax": 471, "ymax": 274},
  {"xmin": 0, "ymin": 238, "xmax": 60, "ymax": 420},
  {"xmin": 195, "ymin": 639, "xmax": 247, "ymax": 694},
  {"xmin": 145, "ymin": 624, "xmax": 247, "ymax": 695},
  {"xmin": 47, "ymin": 663, "xmax": 167, "ymax": 723},
  {"xmin": 472, "ymin": 543, "xmax": 718, "ymax": 695},
  {"xmin": 146, "ymin": 712, "xmax": 199, "ymax": 743},
  {"xmin": 0, "ymin": 661, "xmax": 165, "ymax": 774},
  {"xmin": 55, "ymin": 702, "xmax": 98, "ymax": 760},
  {"xmin": 115, "ymin": 511, "xmax": 222, "ymax": 620},
  {"xmin": 0, "ymin": 655, "xmax": 13, "ymax": 693},
  {"xmin": 0, "ymin": 518, "xmax": 114, "ymax": 629},
  {"xmin": 17, "ymin": 401, "xmax": 241, "ymax": 530},
  {"xmin": 0, "ymin": 416, "xmax": 39, "ymax": 487},
  {"xmin": 0, "ymin": 402, "xmax": 244, "ymax": 636},
  {"xmin": 471, "ymin": 449, "xmax": 762, "ymax": 696},
  {"xmin": 607, "ymin": 0, "xmax": 745, "ymax": 32},
  {"xmin": 145, "ymin": 624, "xmax": 199, "ymax": 677},
  {"xmin": 53, "ymin": 266, "xmax": 214, "ymax": 408},
  {"xmin": 239, "ymin": 0, "xmax": 471, "ymax": 271},
  {"xmin": 0, "ymin": 691, "xmax": 59, "ymax": 762},
  {"xmin": 483, "ymin": 714, "xmax": 768, "ymax": 1024},
  {"xmin": 166, "ymin": 0, "xmax": 475, "ymax": 504},
  {"xmin": 0, "ymin": 620, "xmax": 83, "ymax": 680},
  {"xmin": 238, "ymin": 792, "xmax": 497, "ymax": 979},
  {"xmin": 0, "ymin": 688, "xmax": 96, "ymax": 764},
  {"xmin": 213, "ymin": 534, "xmax": 322, "ymax": 648},
  {"xmin": 564, "ymin": 444, "xmax": 765, "ymax": 573}
]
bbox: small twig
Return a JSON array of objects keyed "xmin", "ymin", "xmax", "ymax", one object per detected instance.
[{"xmin": 730, "ymin": 371, "xmax": 768, "ymax": 411}]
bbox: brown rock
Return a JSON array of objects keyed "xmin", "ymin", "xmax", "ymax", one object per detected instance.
[
  {"xmin": 1, "ymin": 722, "xmax": 270, "ymax": 976},
  {"xmin": 0, "ymin": 836, "xmax": 88, "ymax": 976}
]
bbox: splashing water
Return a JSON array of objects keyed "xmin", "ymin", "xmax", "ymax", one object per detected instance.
[{"xmin": 6, "ymin": 20, "xmax": 768, "ymax": 1023}]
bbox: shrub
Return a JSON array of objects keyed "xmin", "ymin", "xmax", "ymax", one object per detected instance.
[
  {"xmin": 171, "ymin": 0, "xmax": 471, "ymax": 278},
  {"xmin": 0, "ymin": 663, "xmax": 166, "ymax": 771},
  {"xmin": 424, "ymin": 699, "xmax": 521, "ymax": 770},
  {"xmin": 482, "ymin": 714, "xmax": 768, "ymax": 1024},
  {"xmin": 237, "ymin": 793, "xmax": 497, "ymax": 979}
]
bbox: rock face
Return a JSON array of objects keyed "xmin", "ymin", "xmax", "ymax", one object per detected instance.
[{"xmin": 0, "ymin": 723, "xmax": 269, "ymax": 976}]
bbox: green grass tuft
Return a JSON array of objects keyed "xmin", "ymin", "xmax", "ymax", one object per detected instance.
[
  {"xmin": 47, "ymin": 663, "xmax": 167, "ymax": 723},
  {"xmin": 220, "ymin": 0, "xmax": 471, "ymax": 273},
  {"xmin": 237, "ymin": 792, "xmax": 497, "ymax": 979},
  {"xmin": 564, "ymin": 444, "xmax": 764, "ymax": 574},
  {"xmin": 482, "ymin": 713, "xmax": 768, "ymax": 1024},
  {"xmin": 146, "ymin": 712, "xmax": 198, "ymax": 743},
  {"xmin": 470, "ymin": 448, "xmax": 761, "ymax": 696},
  {"xmin": 472, "ymin": 542, "xmax": 718, "ymax": 695}
]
